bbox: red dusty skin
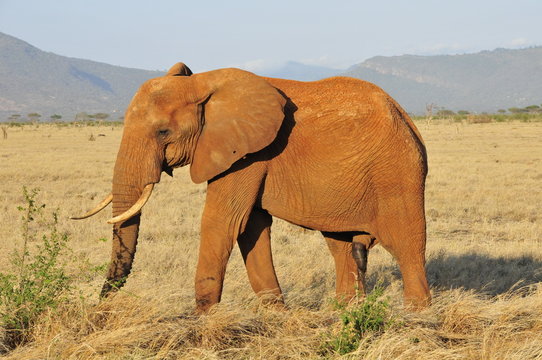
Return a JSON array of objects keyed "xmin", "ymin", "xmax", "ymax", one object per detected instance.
[{"xmin": 81, "ymin": 63, "xmax": 431, "ymax": 312}]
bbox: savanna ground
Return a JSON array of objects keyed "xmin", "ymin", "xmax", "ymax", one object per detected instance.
[{"xmin": 0, "ymin": 120, "xmax": 541, "ymax": 359}]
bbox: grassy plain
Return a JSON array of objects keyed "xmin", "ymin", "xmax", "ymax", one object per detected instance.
[{"xmin": 0, "ymin": 120, "xmax": 541, "ymax": 359}]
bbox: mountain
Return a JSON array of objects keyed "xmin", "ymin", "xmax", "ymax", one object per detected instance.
[
  {"xmin": 259, "ymin": 61, "xmax": 341, "ymax": 81},
  {"xmin": 0, "ymin": 32, "xmax": 163, "ymax": 120},
  {"xmin": 343, "ymin": 48, "xmax": 542, "ymax": 113},
  {"xmin": 1, "ymin": 31, "xmax": 541, "ymax": 118}
]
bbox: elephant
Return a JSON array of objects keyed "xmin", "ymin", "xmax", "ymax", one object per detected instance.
[{"xmin": 73, "ymin": 62, "xmax": 431, "ymax": 312}]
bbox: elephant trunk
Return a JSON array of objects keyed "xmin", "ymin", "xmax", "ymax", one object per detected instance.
[
  {"xmin": 101, "ymin": 214, "xmax": 141, "ymax": 296},
  {"xmin": 101, "ymin": 134, "xmax": 163, "ymax": 296},
  {"xmin": 108, "ymin": 184, "xmax": 154, "ymax": 224}
]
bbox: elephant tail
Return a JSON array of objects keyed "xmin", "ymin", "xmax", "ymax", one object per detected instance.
[{"xmin": 386, "ymin": 96, "xmax": 428, "ymax": 174}]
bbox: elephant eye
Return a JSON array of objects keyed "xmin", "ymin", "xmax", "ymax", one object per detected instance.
[{"xmin": 158, "ymin": 129, "xmax": 169, "ymax": 137}]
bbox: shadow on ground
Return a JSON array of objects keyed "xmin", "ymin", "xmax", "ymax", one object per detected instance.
[{"xmin": 366, "ymin": 252, "xmax": 542, "ymax": 296}]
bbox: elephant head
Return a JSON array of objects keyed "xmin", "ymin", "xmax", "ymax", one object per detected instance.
[{"xmin": 73, "ymin": 62, "xmax": 286, "ymax": 294}]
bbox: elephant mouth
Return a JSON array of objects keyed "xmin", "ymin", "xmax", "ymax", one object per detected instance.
[
  {"xmin": 163, "ymin": 155, "xmax": 189, "ymax": 177},
  {"xmin": 163, "ymin": 165, "xmax": 174, "ymax": 177}
]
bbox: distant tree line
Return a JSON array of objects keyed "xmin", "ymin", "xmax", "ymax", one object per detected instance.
[
  {"xmin": 4, "ymin": 104, "xmax": 542, "ymax": 125},
  {"xmin": 6, "ymin": 113, "xmax": 59, "ymax": 124},
  {"xmin": 74, "ymin": 112, "xmax": 110, "ymax": 122},
  {"xmin": 505, "ymin": 105, "xmax": 542, "ymax": 114},
  {"xmin": 432, "ymin": 104, "xmax": 542, "ymax": 118},
  {"xmin": 4, "ymin": 112, "xmax": 124, "ymax": 124},
  {"xmin": 432, "ymin": 104, "xmax": 542, "ymax": 117},
  {"xmin": 413, "ymin": 102, "xmax": 542, "ymax": 123}
]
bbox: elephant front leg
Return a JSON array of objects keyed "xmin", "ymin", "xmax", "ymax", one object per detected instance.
[
  {"xmin": 101, "ymin": 215, "xmax": 140, "ymax": 297},
  {"xmin": 237, "ymin": 208, "xmax": 284, "ymax": 307},
  {"xmin": 195, "ymin": 163, "xmax": 267, "ymax": 313},
  {"xmin": 194, "ymin": 212, "xmax": 238, "ymax": 313}
]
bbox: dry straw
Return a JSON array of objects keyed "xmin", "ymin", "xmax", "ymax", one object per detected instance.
[{"xmin": 0, "ymin": 121, "xmax": 541, "ymax": 359}]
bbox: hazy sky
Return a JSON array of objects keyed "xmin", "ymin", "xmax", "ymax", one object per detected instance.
[{"xmin": 1, "ymin": 0, "xmax": 541, "ymax": 73}]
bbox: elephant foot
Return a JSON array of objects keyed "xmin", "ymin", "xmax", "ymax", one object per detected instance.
[
  {"xmin": 99, "ymin": 277, "xmax": 127, "ymax": 298},
  {"xmin": 195, "ymin": 292, "xmax": 219, "ymax": 314},
  {"xmin": 401, "ymin": 268, "xmax": 432, "ymax": 311},
  {"xmin": 195, "ymin": 292, "xmax": 285, "ymax": 314},
  {"xmin": 258, "ymin": 291, "xmax": 286, "ymax": 311},
  {"xmin": 404, "ymin": 296, "xmax": 431, "ymax": 311}
]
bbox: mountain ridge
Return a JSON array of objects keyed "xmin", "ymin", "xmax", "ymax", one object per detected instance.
[
  {"xmin": 1, "ymin": 31, "xmax": 540, "ymax": 118},
  {"xmin": 343, "ymin": 47, "xmax": 542, "ymax": 113},
  {"xmin": 0, "ymin": 32, "xmax": 162, "ymax": 119}
]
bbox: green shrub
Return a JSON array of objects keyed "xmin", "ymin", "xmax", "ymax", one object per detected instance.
[
  {"xmin": 321, "ymin": 286, "xmax": 395, "ymax": 355},
  {"xmin": 0, "ymin": 187, "xmax": 71, "ymax": 349}
]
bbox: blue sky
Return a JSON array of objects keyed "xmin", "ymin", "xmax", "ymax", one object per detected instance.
[{"xmin": 1, "ymin": 0, "xmax": 541, "ymax": 73}]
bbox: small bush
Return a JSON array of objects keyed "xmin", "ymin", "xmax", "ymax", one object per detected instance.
[
  {"xmin": 0, "ymin": 187, "xmax": 71, "ymax": 349},
  {"xmin": 467, "ymin": 114, "xmax": 493, "ymax": 124},
  {"xmin": 321, "ymin": 286, "xmax": 395, "ymax": 355}
]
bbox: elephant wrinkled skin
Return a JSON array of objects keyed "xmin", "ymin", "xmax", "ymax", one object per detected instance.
[{"xmin": 74, "ymin": 62, "xmax": 431, "ymax": 312}]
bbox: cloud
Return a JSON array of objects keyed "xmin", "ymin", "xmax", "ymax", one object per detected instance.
[
  {"xmin": 508, "ymin": 37, "xmax": 531, "ymax": 48},
  {"xmin": 298, "ymin": 55, "xmax": 346, "ymax": 69},
  {"xmin": 407, "ymin": 42, "xmax": 468, "ymax": 56},
  {"xmin": 231, "ymin": 59, "xmax": 283, "ymax": 73},
  {"xmin": 230, "ymin": 56, "xmax": 348, "ymax": 73}
]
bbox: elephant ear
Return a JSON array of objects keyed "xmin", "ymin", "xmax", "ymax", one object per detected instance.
[
  {"xmin": 189, "ymin": 68, "xmax": 286, "ymax": 184},
  {"xmin": 166, "ymin": 62, "xmax": 193, "ymax": 76}
]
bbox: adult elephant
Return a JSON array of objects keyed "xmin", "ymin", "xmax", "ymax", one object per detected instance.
[{"xmin": 73, "ymin": 62, "xmax": 431, "ymax": 312}]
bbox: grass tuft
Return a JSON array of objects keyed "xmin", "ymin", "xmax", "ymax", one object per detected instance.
[{"xmin": 321, "ymin": 286, "xmax": 397, "ymax": 355}]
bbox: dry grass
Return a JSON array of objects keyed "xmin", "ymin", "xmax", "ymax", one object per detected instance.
[{"xmin": 0, "ymin": 121, "xmax": 541, "ymax": 359}]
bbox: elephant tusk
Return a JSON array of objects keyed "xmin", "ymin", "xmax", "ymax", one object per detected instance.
[
  {"xmin": 107, "ymin": 183, "xmax": 154, "ymax": 224},
  {"xmin": 70, "ymin": 193, "xmax": 113, "ymax": 220}
]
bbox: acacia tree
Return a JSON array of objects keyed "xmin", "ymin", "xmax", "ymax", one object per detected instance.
[
  {"xmin": 508, "ymin": 107, "xmax": 524, "ymax": 113},
  {"xmin": 8, "ymin": 114, "xmax": 21, "ymax": 123},
  {"xmin": 525, "ymin": 105, "xmax": 540, "ymax": 113},
  {"xmin": 92, "ymin": 113, "xmax": 109, "ymax": 121},
  {"xmin": 75, "ymin": 112, "xmax": 90, "ymax": 122},
  {"xmin": 27, "ymin": 113, "xmax": 41, "ymax": 125},
  {"xmin": 50, "ymin": 114, "xmax": 62, "ymax": 122},
  {"xmin": 436, "ymin": 109, "xmax": 456, "ymax": 117}
]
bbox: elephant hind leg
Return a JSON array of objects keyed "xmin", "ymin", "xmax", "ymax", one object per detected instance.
[
  {"xmin": 323, "ymin": 232, "xmax": 365, "ymax": 302},
  {"xmin": 376, "ymin": 199, "xmax": 431, "ymax": 310},
  {"xmin": 351, "ymin": 232, "xmax": 376, "ymax": 296}
]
